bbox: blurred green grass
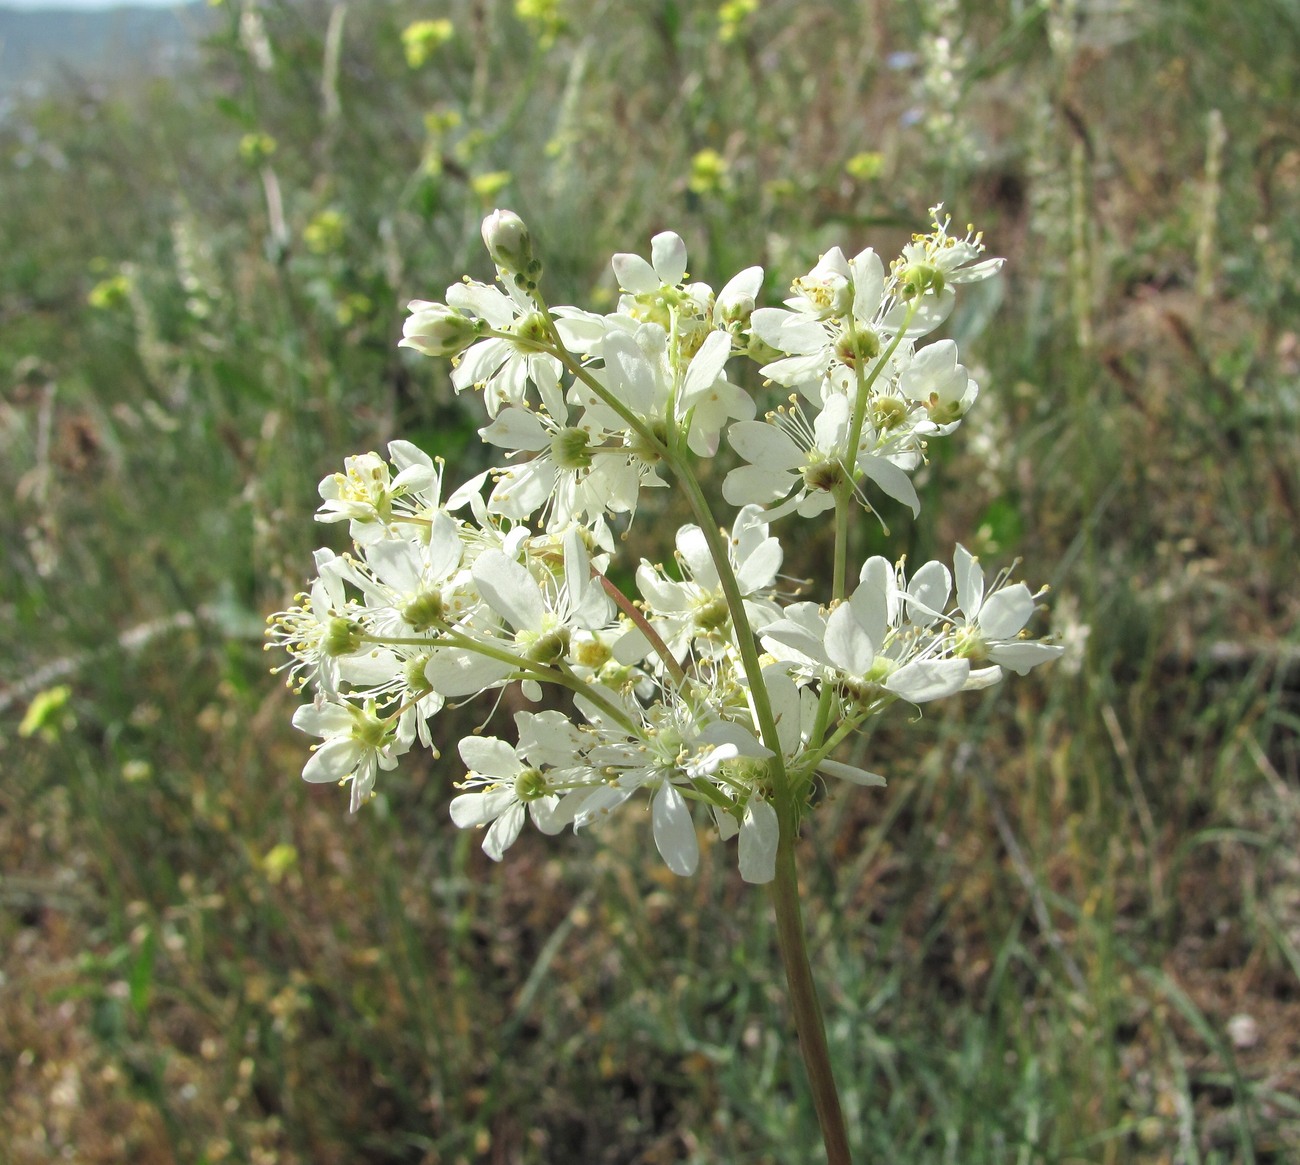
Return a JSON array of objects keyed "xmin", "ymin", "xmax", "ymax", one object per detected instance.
[{"xmin": 2, "ymin": 0, "xmax": 1298, "ymax": 1161}]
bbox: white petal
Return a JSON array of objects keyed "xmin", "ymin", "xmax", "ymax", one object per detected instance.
[
  {"xmin": 978, "ymin": 583, "xmax": 1035, "ymax": 639},
  {"xmin": 953, "ymin": 544, "xmax": 984, "ymax": 618},
  {"xmin": 675, "ymin": 525, "xmax": 717, "ymax": 586},
  {"xmin": 817, "ymin": 760, "xmax": 887, "ymax": 787},
  {"xmin": 423, "ymin": 648, "xmax": 513, "ymax": 697},
  {"xmin": 449, "ymin": 788, "xmax": 516, "ymax": 828},
  {"xmin": 949, "ymin": 256, "xmax": 1004, "ymax": 284},
  {"xmin": 472, "ymin": 550, "xmax": 546, "ymax": 631},
  {"xmin": 738, "ymin": 798, "xmax": 778, "ymax": 884},
  {"xmin": 612, "ymin": 252, "xmax": 659, "ymax": 295},
  {"xmin": 825, "ymin": 601, "xmax": 875, "ymax": 675},
  {"xmin": 488, "ymin": 459, "xmax": 555, "ymax": 520},
  {"xmin": 855, "ymin": 557, "xmax": 896, "ymax": 640},
  {"xmin": 906, "ymin": 560, "xmax": 952, "ymax": 625},
  {"xmin": 883, "ymin": 287, "xmax": 955, "ymax": 337},
  {"xmin": 458, "ymin": 735, "xmax": 521, "ymax": 779},
  {"xmin": 480, "ymin": 407, "xmax": 550, "ymax": 451},
  {"xmin": 989, "ymin": 641, "xmax": 1066, "ymax": 675},
  {"xmin": 723, "ymin": 464, "xmax": 796, "ymax": 507},
  {"xmin": 860, "ymin": 456, "xmax": 920, "ymax": 517},
  {"xmin": 572, "ymin": 783, "xmax": 634, "ymax": 828},
  {"xmin": 424, "ymin": 511, "xmax": 464, "ymax": 581},
  {"xmin": 850, "ymin": 248, "xmax": 885, "ymax": 323},
  {"xmin": 292, "ymin": 702, "xmax": 354, "ymax": 739},
  {"xmin": 482, "ymin": 802, "xmax": 526, "ymax": 860},
  {"xmin": 650, "ymin": 232, "xmax": 688, "ymax": 286},
  {"xmin": 446, "ymin": 280, "xmax": 517, "ymax": 327},
  {"xmin": 735, "ymin": 536, "xmax": 783, "ymax": 594},
  {"xmin": 303, "ymin": 737, "xmax": 363, "ymax": 783},
  {"xmin": 603, "ymin": 329, "xmax": 661, "ymax": 414},
  {"xmin": 717, "ymin": 265, "xmax": 764, "ymax": 304},
  {"xmin": 886, "ymin": 657, "xmax": 970, "ymax": 703},
  {"xmin": 680, "ymin": 329, "xmax": 732, "ymax": 404},
  {"xmin": 652, "ymin": 783, "xmax": 699, "ymax": 876},
  {"xmin": 727, "ymin": 418, "xmax": 803, "ymax": 469},
  {"xmin": 763, "ymin": 669, "xmax": 803, "ymax": 755}
]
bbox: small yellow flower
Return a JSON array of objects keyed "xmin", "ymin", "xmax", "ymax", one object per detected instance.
[
  {"xmin": 688, "ymin": 148, "xmax": 728, "ymax": 196},
  {"xmin": 122, "ymin": 760, "xmax": 153, "ymax": 784},
  {"xmin": 261, "ymin": 843, "xmax": 299, "ymax": 883},
  {"xmin": 238, "ymin": 132, "xmax": 277, "ymax": 166},
  {"xmin": 515, "ymin": 0, "xmax": 564, "ymax": 49},
  {"xmin": 845, "ymin": 151, "xmax": 885, "ymax": 181},
  {"xmin": 471, "ymin": 170, "xmax": 512, "ymax": 202},
  {"xmin": 88, "ymin": 273, "xmax": 131, "ymax": 310},
  {"xmin": 304, "ymin": 209, "xmax": 347, "ymax": 255},
  {"xmin": 19, "ymin": 685, "xmax": 74, "ymax": 741},
  {"xmin": 717, "ymin": 0, "xmax": 758, "ymax": 44},
  {"xmin": 402, "ymin": 19, "xmax": 454, "ymax": 69},
  {"xmin": 336, "ymin": 294, "xmax": 373, "ymax": 326}
]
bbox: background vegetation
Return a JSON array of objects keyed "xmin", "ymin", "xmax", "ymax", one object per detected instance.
[{"xmin": 2, "ymin": 0, "xmax": 1298, "ymax": 1161}]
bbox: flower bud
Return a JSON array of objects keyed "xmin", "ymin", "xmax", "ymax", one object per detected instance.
[
  {"xmin": 481, "ymin": 210, "xmax": 541, "ymax": 288},
  {"xmin": 398, "ymin": 301, "xmax": 481, "ymax": 357}
]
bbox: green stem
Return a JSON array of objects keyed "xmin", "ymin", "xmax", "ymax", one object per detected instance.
[
  {"xmin": 363, "ymin": 629, "xmax": 639, "ymax": 735},
  {"xmin": 667, "ymin": 456, "xmax": 788, "ymax": 789},
  {"xmin": 520, "ymin": 316, "xmax": 782, "ymax": 779},
  {"xmin": 513, "ymin": 299, "xmax": 846, "ymax": 1159},
  {"xmin": 811, "ymin": 300, "xmax": 921, "ymax": 751},
  {"xmin": 770, "ymin": 824, "xmax": 853, "ymax": 1165}
]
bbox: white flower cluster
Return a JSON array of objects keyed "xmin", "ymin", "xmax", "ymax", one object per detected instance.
[{"xmin": 268, "ymin": 207, "xmax": 1062, "ymax": 882}]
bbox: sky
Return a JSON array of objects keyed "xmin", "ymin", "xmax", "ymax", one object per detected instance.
[{"xmin": 1, "ymin": 1, "xmax": 196, "ymax": 9}]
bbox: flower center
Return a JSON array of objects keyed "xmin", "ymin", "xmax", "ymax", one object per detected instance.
[
  {"xmin": 323, "ymin": 617, "xmax": 364, "ymax": 657},
  {"xmin": 401, "ymin": 590, "xmax": 444, "ymax": 632},
  {"xmin": 514, "ymin": 767, "xmax": 549, "ymax": 802},
  {"xmin": 803, "ymin": 459, "xmax": 845, "ymax": 493},
  {"xmin": 550, "ymin": 426, "xmax": 593, "ymax": 470}
]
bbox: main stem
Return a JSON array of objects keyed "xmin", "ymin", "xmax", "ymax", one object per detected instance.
[
  {"xmin": 770, "ymin": 822, "xmax": 853, "ymax": 1164},
  {"xmin": 533, "ymin": 302, "xmax": 851, "ymax": 1159}
]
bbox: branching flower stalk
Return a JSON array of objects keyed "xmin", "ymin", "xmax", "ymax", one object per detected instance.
[{"xmin": 268, "ymin": 206, "xmax": 1064, "ymax": 1162}]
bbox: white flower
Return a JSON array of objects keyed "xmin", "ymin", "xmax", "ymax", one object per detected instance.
[
  {"xmin": 724, "ymin": 391, "xmax": 923, "ymax": 521},
  {"xmin": 581, "ymin": 699, "xmax": 771, "ymax": 877},
  {"xmin": 897, "ymin": 338, "xmax": 978, "ymax": 427},
  {"xmin": 724, "ymin": 394, "xmax": 850, "ymax": 518},
  {"xmin": 315, "ymin": 441, "xmax": 452, "ymax": 543},
  {"xmin": 265, "ymin": 549, "xmax": 371, "ymax": 697},
  {"xmin": 945, "ymin": 546, "xmax": 1065, "ymax": 675},
  {"xmin": 292, "ymin": 699, "xmax": 410, "ymax": 813},
  {"xmin": 636, "ymin": 505, "xmax": 782, "ymax": 662},
  {"xmin": 479, "ymin": 403, "xmax": 646, "ymax": 526},
  {"xmin": 352, "ymin": 510, "xmax": 467, "ymax": 635},
  {"xmin": 750, "ymin": 246, "xmax": 886, "ymax": 395},
  {"xmin": 468, "ymin": 529, "xmax": 614, "ymax": 698},
  {"xmin": 446, "ymin": 280, "xmax": 564, "ymax": 418},
  {"xmin": 315, "ymin": 451, "xmax": 399, "ymax": 544},
  {"xmin": 450, "ymin": 724, "xmax": 568, "ymax": 861}
]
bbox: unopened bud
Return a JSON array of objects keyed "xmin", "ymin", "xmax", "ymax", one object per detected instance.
[
  {"xmin": 398, "ymin": 301, "xmax": 481, "ymax": 357},
  {"xmin": 481, "ymin": 210, "xmax": 541, "ymax": 289},
  {"xmin": 898, "ymin": 262, "xmax": 943, "ymax": 299},
  {"xmin": 715, "ymin": 289, "xmax": 755, "ymax": 329}
]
